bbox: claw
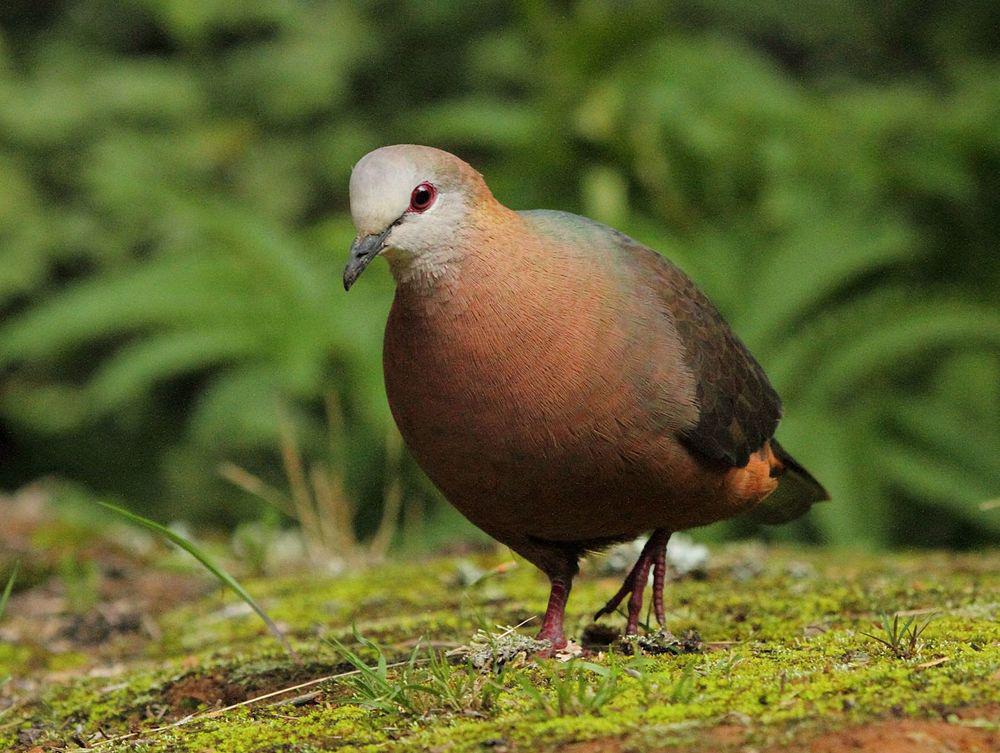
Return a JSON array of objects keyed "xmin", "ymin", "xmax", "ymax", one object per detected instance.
[
  {"xmin": 594, "ymin": 530, "xmax": 671, "ymax": 634},
  {"xmin": 593, "ymin": 558, "xmax": 640, "ymax": 621}
]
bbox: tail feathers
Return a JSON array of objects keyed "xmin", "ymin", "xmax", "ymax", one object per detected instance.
[{"xmin": 750, "ymin": 439, "xmax": 830, "ymax": 525}]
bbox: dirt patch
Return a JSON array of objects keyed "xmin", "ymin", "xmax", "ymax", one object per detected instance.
[
  {"xmin": 558, "ymin": 741, "xmax": 625, "ymax": 753},
  {"xmin": 556, "ymin": 707, "xmax": 999, "ymax": 753},
  {"xmin": 705, "ymin": 724, "xmax": 751, "ymax": 747},
  {"xmin": 792, "ymin": 708, "xmax": 999, "ymax": 753},
  {"xmin": 556, "ymin": 723, "xmax": 751, "ymax": 753},
  {"xmin": 162, "ymin": 674, "xmax": 249, "ymax": 712},
  {"xmin": 0, "ymin": 487, "xmax": 211, "ymax": 665},
  {"xmin": 156, "ymin": 661, "xmax": 350, "ymax": 720}
]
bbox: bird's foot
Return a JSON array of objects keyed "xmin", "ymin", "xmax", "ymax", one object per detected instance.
[
  {"xmin": 535, "ymin": 625, "xmax": 568, "ymax": 655},
  {"xmin": 594, "ymin": 530, "xmax": 671, "ymax": 635},
  {"xmin": 534, "ymin": 574, "xmax": 572, "ymax": 654}
]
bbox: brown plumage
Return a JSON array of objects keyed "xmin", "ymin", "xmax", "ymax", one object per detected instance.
[{"xmin": 344, "ymin": 145, "xmax": 828, "ymax": 649}]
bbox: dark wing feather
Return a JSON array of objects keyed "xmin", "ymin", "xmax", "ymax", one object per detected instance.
[
  {"xmin": 518, "ymin": 210, "xmax": 782, "ymax": 468},
  {"xmin": 622, "ymin": 240, "xmax": 782, "ymax": 467}
]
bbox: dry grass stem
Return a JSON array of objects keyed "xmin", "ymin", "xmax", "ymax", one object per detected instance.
[{"xmin": 220, "ymin": 395, "xmax": 406, "ymax": 571}]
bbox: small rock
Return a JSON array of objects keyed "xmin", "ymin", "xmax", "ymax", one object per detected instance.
[
  {"xmin": 453, "ymin": 559, "xmax": 487, "ymax": 587},
  {"xmin": 596, "ymin": 534, "xmax": 710, "ymax": 579},
  {"xmin": 730, "ymin": 558, "xmax": 765, "ymax": 582},
  {"xmin": 666, "ymin": 534, "xmax": 710, "ymax": 575},
  {"xmin": 722, "ymin": 710, "xmax": 752, "ymax": 726},
  {"xmin": 785, "ymin": 561, "xmax": 815, "ymax": 579},
  {"xmin": 802, "ymin": 623, "xmax": 827, "ymax": 637},
  {"xmin": 18, "ymin": 728, "xmax": 43, "ymax": 746}
]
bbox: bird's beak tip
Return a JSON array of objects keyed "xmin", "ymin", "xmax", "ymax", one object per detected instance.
[{"xmin": 343, "ymin": 230, "xmax": 389, "ymax": 292}]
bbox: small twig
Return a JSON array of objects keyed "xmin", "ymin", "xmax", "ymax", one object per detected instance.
[
  {"xmin": 391, "ymin": 638, "xmax": 463, "ymax": 650},
  {"xmin": 916, "ymin": 656, "xmax": 949, "ymax": 669},
  {"xmin": 0, "ymin": 711, "xmax": 29, "ymax": 732},
  {"xmin": 497, "ymin": 615, "xmax": 538, "ymax": 637},
  {"xmin": 269, "ymin": 690, "xmax": 323, "ymax": 707}
]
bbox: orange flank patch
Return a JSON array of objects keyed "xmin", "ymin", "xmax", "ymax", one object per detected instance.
[{"xmin": 724, "ymin": 442, "xmax": 781, "ymax": 513}]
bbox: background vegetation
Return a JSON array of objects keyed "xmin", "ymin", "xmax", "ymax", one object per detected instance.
[{"xmin": 0, "ymin": 0, "xmax": 997, "ymax": 549}]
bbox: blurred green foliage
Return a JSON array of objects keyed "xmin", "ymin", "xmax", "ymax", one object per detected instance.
[{"xmin": 0, "ymin": 1, "xmax": 997, "ymax": 547}]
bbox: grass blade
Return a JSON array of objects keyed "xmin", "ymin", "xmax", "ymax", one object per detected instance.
[
  {"xmin": 96, "ymin": 501, "xmax": 294, "ymax": 657},
  {"xmin": 0, "ymin": 562, "xmax": 18, "ymax": 622},
  {"xmin": 0, "ymin": 562, "xmax": 18, "ymax": 687}
]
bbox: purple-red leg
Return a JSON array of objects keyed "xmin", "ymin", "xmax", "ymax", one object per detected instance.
[
  {"xmin": 652, "ymin": 542, "xmax": 667, "ymax": 625},
  {"xmin": 593, "ymin": 556, "xmax": 642, "ymax": 621},
  {"xmin": 594, "ymin": 530, "xmax": 671, "ymax": 635},
  {"xmin": 536, "ymin": 576, "xmax": 571, "ymax": 650},
  {"xmin": 625, "ymin": 553, "xmax": 655, "ymax": 634}
]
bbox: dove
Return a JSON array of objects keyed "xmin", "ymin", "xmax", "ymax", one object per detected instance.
[{"xmin": 343, "ymin": 145, "xmax": 827, "ymax": 650}]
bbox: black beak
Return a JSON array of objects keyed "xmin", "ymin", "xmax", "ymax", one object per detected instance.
[{"xmin": 343, "ymin": 228, "xmax": 391, "ymax": 291}]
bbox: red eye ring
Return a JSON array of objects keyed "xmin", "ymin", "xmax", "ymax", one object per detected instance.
[{"xmin": 408, "ymin": 182, "xmax": 437, "ymax": 213}]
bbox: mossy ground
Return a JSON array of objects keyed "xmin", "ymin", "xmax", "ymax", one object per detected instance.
[{"xmin": 1, "ymin": 526, "xmax": 997, "ymax": 752}]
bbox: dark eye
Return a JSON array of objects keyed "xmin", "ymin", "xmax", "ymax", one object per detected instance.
[{"xmin": 409, "ymin": 182, "xmax": 437, "ymax": 213}]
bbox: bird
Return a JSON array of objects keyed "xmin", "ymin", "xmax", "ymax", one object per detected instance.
[{"xmin": 343, "ymin": 144, "xmax": 828, "ymax": 650}]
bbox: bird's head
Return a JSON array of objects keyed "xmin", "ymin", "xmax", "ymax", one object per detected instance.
[{"xmin": 343, "ymin": 145, "xmax": 492, "ymax": 290}]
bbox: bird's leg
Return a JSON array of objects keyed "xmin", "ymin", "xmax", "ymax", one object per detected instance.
[
  {"xmin": 536, "ymin": 575, "xmax": 572, "ymax": 650},
  {"xmin": 594, "ymin": 529, "xmax": 672, "ymax": 635},
  {"xmin": 652, "ymin": 538, "xmax": 667, "ymax": 625},
  {"xmin": 592, "ymin": 557, "xmax": 642, "ymax": 621},
  {"xmin": 505, "ymin": 540, "xmax": 579, "ymax": 653},
  {"xmin": 625, "ymin": 553, "xmax": 655, "ymax": 634}
]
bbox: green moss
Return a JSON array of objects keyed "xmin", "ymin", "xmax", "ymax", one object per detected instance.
[
  {"xmin": 143, "ymin": 706, "xmax": 390, "ymax": 753},
  {"xmin": 0, "ymin": 643, "xmax": 31, "ymax": 677},
  {"xmin": 5, "ymin": 547, "xmax": 999, "ymax": 752}
]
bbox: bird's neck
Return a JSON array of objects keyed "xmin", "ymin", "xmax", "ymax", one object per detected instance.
[
  {"xmin": 385, "ymin": 202, "xmax": 526, "ymax": 312},
  {"xmin": 383, "ymin": 245, "xmax": 463, "ymax": 291}
]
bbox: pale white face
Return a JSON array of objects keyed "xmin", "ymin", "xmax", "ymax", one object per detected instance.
[
  {"xmin": 346, "ymin": 145, "xmax": 478, "ymax": 288},
  {"xmin": 349, "ymin": 147, "xmax": 433, "ymax": 237}
]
